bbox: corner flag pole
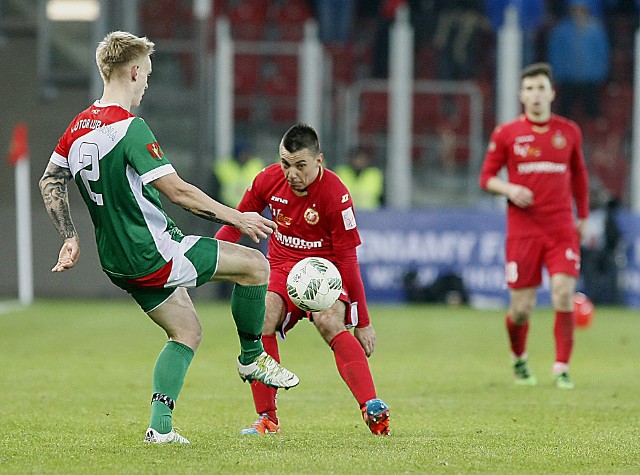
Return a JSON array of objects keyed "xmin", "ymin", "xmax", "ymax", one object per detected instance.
[{"xmin": 8, "ymin": 123, "xmax": 34, "ymax": 306}]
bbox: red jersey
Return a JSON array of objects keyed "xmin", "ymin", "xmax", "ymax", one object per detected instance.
[
  {"xmin": 479, "ymin": 114, "xmax": 589, "ymax": 238},
  {"xmin": 215, "ymin": 164, "xmax": 370, "ymax": 326}
]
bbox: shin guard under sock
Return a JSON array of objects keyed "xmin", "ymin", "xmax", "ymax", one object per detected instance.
[
  {"xmin": 330, "ymin": 330, "xmax": 376, "ymax": 407},
  {"xmin": 231, "ymin": 284, "xmax": 267, "ymax": 364},
  {"xmin": 250, "ymin": 334, "xmax": 279, "ymax": 423},
  {"xmin": 554, "ymin": 311, "xmax": 575, "ymax": 364},
  {"xmin": 150, "ymin": 340, "xmax": 194, "ymax": 434}
]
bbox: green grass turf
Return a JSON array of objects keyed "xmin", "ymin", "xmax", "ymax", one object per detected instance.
[{"xmin": 1, "ymin": 299, "xmax": 639, "ymax": 474}]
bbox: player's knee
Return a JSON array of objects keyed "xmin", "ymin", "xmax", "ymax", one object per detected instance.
[
  {"xmin": 250, "ymin": 249, "xmax": 270, "ymax": 285},
  {"xmin": 510, "ymin": 303, "xmax": 533, "ymax": 323},
  {"xmin": 552, "ymin": 287, "xmax": 573, "ymax": 310},
  {"xmin": 172, "ymin": 327, "xmax": 202, "ymax": 351},
  {"xmin": 238, "ymin": 248, "xmax": 269, "ymax": 286}
]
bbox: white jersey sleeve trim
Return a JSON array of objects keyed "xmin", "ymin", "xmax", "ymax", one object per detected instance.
[
  {"xmin": 141, "ymin": 164, "xmax": 175, "ymax": 185},
  {"xmin": 50, "ymin": 151, "xmax": 69, "ymax": 168}
]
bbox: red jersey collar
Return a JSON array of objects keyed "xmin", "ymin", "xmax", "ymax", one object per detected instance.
[{"xmin": 523, "ymin": 113, "xmax": 552, "ymax": 127}]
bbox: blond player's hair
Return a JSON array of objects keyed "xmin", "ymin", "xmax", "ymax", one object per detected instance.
[{"xmin": 96, "ymin": 31, "xmax": 155, "ymax": 82}]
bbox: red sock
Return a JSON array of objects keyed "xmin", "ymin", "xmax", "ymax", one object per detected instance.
[
  {"xmin": 506, "ymin": 315, "xmax": 529, "ymax": 357},
  {"xmin": 250, "ymin": 334, "xmax": 279, "ymax": 423},
  {"xmin": 554, "ymin": 311, "xmax": 575, "ymax": 364},
  {"xmin": 330, "ymin": 331, "xmax": 376, "ymax": 407}
]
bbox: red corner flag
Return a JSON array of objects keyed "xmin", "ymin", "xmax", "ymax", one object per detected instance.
[{"xmin": 8, "ymin": 122, "xmax": 29, "ymax": 167}]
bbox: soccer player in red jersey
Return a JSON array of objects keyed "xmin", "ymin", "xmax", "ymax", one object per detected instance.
[
  {"xmin": 479, "ymin": 63, "xmax": 589, "ymax": 389},
  {"xmin": 215, "ymin": 123, "xmax": 390, "ymax": 435}
]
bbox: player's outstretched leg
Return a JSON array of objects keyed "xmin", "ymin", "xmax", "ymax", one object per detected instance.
[
  {"xmin": 238, "ymin": 351, "xmax": 299, "ymax": 388},
  {"xmin": 362, "ymin": 398, "xmax": 391, "ymax": 436},
  {"xmin": 231, "ymin": 284, "xmax": 299, "ymax": 389}
]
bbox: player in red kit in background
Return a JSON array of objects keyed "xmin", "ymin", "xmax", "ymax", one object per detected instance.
[
  {"xmin": 215, "ymin": 123, "xmax": 390, "ymax": 435},
  {"xmin": 479, "ymin": 63, "xmax": 589, "ymax": 389}
]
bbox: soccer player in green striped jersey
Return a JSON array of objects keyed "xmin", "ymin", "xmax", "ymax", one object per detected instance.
[{"xmin": 39, "ymin": 31, "xmax": 299, "ymax": 444}]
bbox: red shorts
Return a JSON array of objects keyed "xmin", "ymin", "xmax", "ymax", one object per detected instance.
[
  {"xmin": 269, "ymin": 266, "xmax": 355, "ymax": 339},
  {"xmin": 505, "ymin": 229, "xmax": 580, "ymax": 289}
]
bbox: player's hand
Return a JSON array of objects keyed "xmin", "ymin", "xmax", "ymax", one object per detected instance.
[
  {"xmin": 576, "ymin": 218, "xmax": 587, "ymax": 241},
  {"xmin": 354, "ymin": 324, "xmax": 376, "ymax": 357},
  {"xmin": 507, "ymin": 183, "xmax": 534, "ymax": 208},
  {"xmin": 52, "ymin": 237, "xmax": 80, "ymax": 272},
  {"xmin": 236, "ymin": 212, "xmax": 277, "ymax": 243}
]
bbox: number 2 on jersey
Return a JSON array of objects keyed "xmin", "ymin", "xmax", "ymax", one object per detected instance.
[{"xmin": 78, "ymin": 142, "xmax": 104, "ymax": 205}]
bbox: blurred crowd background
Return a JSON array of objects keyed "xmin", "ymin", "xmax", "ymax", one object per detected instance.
[{"xmin": 1, "ymin": 0, "xmax": 638, "ymax": 301}]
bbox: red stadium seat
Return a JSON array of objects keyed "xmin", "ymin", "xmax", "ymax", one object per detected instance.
[
  {"xmin": 270, "ymin": 102, "xmax": 298, "ymax": 123},
  {"xmin": 414, "ymin": 46, "xmax": 437, "ymax": 80},
  {"xmin": 358, "ymin": 91, "xmax": 388, "ymax": 134},
  {"xmin": 601, "ymin": 83, "xmax": 632, "ymax": 131},
  {"xmin": 140, "ymin": 0, "xmax": 180, "ymax": 39},
  {"xmin": 413, "ymin": 93, "xmax": 442, "ymax": 134},
  {"xmin": 272, "ymin": 0, "xmax": 314, "ymax": 42},
  {"xmin": 326, "ymin": 44, "xmax": 356, "ymax": 84},
  {"xmin": 263, "ymin": 74, "xmax": 298, "ymax": 97},
  {"xmin": 228, "ymin": 0, "xmax": 269, "ymax": 40},
  {"xmin": 234, "ymin": 54, "xmax": 262, "ymax": 95},
  {"xmin": 263, "ymin": 56, "xmax": 298, "ymax": 96}
]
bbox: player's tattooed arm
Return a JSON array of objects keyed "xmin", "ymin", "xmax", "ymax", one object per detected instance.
[
  {"xmin": 39, "ymin": 162, "xmax": 78, "ymax": 240},
  {"xmin": 181, "ymin": 206, "xmax": 233, "ymax": 225}
]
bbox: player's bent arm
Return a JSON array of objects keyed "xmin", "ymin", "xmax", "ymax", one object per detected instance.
[
  {"xmin": 151, "ymin": 172, "xmax": 238, "ymax": 225},
  {"xmin": 151, "ymin": 172, "xmax": 275, "ymax": 242},
  {"xmin": 39, "ymin": 162, "xmax": 80, "ymax": 271},
  {"xmin": 485, "ymin": 176, "xmax": 533, "ymax": 208},
  {"xmin": 576, "ymin": 218, "xmax": 587, "ymax": 241},
  {"xmin": 334, "ymin": 247, "xmax": 370, "ymax": 328}
]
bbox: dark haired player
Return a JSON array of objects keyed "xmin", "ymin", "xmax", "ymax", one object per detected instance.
[
  {"xmin": 216, "ymin": 123, "xmax": 390, "ymax": 435},
  {"xmin": 479, "ymin": 63, "xmax": 589, "ymax": 389}
]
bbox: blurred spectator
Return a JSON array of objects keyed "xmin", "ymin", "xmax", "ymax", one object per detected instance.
[
  {"xmin": 547, "ymin": 0, "xmax": 610, "ymax": 118},
  {"xmin": 313, "ymin": 0, "xmax": 356, "ymax": 44},
  {"xmin": 408, "ymin": 0, "xmax": 440, "ymax": 48},
  {"xmin": 212, "ymin": 140, "xmax": 265, "ymax": 207},
  {"xmin": 589, "ymin": 133, "xmax": 629, "ymax": 203},
  {"xmin": 580, "ymin": 177, "xmax": 622, "ymax": 304},
  {"xmin": 371, "ymin": 0, "xmax": 406, "ymax": 78},
  {"xmin": 548, "ymin": 0, "xmax": 604, "ymax": 18},
  {"xmin": 433, "ymin": 0, "xmax": 488, "ymax": 80},
  {"xmin": 484, "ymin": 0, "xmax": 546, "ymax": 66},
  {"xmin": 335, "ymin": 148, "xmax": 384, "ymax": 209}
]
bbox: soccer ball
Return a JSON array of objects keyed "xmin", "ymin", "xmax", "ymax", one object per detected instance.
[
  {"xmin": 286, "ymin": 257, "xmax": 342, "ymax": 312},
  {"xmin": 574, "ymin": 292, "xmax": 594, "ymax": 328}
]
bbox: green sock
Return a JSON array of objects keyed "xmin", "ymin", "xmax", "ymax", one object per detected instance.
[
  {"xmin": 231, "ymin": 284, "xmax": 267, "ymax": 365},
  {"xmin": 149, "ymin": 340, "xmax": 194, "ymax": 434}
]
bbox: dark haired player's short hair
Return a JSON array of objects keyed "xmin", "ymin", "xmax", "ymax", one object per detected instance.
[
  {"xmin": 521, "ymin": 62, "xmax": 553, "ymax": 85},
  {"xmin": 282, "ymin": 123, "xmax": 320, "ymax": 156}
]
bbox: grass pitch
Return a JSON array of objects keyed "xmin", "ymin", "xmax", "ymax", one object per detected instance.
[{"xmin": 1, "ymin": 299, "xmax": 639, "ymax": 474}]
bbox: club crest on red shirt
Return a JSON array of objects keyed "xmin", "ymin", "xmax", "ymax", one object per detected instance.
[
  {"xmin": 146, "ymin": 142, "xmax": 164, "ymax": 159},
  {"xmin": 552, "ymin": 131, "xmax": 567, "ymax": 149},
  {"xmin": 304, "ymin": 208, "xmax": 320, "ymax": 225}
]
